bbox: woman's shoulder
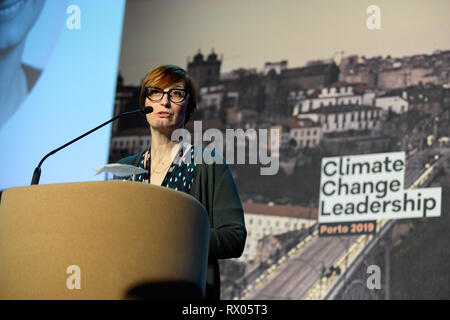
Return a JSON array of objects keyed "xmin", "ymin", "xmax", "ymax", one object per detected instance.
[
  {"xmin": 187, "ymin": 145, "xmax": 233, "ymax": 183},
  {"xmin": 187, "ymin": 143, "xmax": 227, "ymax": 168}
]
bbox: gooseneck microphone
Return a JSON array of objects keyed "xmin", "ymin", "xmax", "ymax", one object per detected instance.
[{"xmin": 31, "ymin": 107, "xmax": 153, "ymax": 185}]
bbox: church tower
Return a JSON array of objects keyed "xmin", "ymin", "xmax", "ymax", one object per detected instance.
[{"xmin": 187, "ymin": 49, "xmax": 222, "ymax": 89}]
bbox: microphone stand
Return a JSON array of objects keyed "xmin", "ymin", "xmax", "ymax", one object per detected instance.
[{"xmin": 31, "ymin": 107, "xmax": 153, "ymax": 185}]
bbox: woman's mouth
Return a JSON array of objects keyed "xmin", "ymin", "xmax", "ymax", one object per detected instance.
[
  {"xmin": 156, "ymin": 111, "xmax": 172, "ymax": 118},
  {"xmin": 0, "ymin": 0, "xmax": 25, "ymax": 22}
]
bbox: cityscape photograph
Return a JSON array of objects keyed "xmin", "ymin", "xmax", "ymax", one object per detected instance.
[{"xmin": 109, "ymin": 0, "xmax": 450, "ymax": 300}]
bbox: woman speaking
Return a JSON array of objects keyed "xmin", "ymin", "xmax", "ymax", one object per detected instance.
[{"xmin": 118, "ymin": 65, "xmax": 247, "ymax": 300}]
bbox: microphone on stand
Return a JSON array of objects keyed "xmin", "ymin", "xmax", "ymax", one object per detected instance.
[{"xmin": 31, "ymin": 107, "xmax": 153, "ymax": 185}]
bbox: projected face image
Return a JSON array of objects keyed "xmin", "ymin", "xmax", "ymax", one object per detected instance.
[{"xmin": 0, "ymin": 0, "xmax": 45, "ymax": 128}]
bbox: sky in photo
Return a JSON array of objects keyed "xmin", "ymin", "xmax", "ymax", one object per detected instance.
[{"xmin": 118, "ymin": 0, "xmax": 450, "ymax": 85}]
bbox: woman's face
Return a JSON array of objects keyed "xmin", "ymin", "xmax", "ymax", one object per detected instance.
[
  {"xmin": 0, "ymin": 0, "xmax": 45, "ymax": 51},
  {"xmin": 144, "ymin": 81, "xmax": 188, "ymax": 131}
]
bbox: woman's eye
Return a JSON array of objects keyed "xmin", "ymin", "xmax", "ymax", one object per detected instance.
[
  {"xmin": 149, "ymin": 89, "xmax": 161, "ymax": 96},
  {"xmin": 172, "ymin": 90, "xmax": 184, "ymax": 97}
]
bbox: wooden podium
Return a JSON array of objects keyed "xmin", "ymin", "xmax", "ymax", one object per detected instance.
[{"xmin": 0, "ymin": 181, "xmax": 210, "ymax": 300}]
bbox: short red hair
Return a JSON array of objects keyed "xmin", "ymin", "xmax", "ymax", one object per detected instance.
[{"xmin": 139, "ymin": 65, "xmax": 197, "ymax": 125}]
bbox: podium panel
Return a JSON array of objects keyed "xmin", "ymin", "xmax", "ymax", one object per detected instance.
[{"xmin": 0, "ymin": 181, "xmax": 210, "ymax": 299}]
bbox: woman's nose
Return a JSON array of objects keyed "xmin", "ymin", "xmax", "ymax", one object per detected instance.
[{"xmin": 160, "ymin": 93, "xmax": 171, "ymax": 107}]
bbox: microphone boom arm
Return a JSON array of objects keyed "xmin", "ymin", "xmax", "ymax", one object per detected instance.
[{"xmin": 31, "ymin": 107, "xmax": 153, "ymax": 185}]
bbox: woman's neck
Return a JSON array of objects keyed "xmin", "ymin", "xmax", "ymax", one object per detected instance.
[
  {"xmin": 0, "ymin": 42, "xmax": 28, "ymax": 127},
  {"xmin": 149, "ymin": 127, "xmax": 182, "ymax": 161}
]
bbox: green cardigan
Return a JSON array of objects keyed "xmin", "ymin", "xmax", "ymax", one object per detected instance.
[{"xmin": 118, "ymin": 149, "xmax": 247, "ymax": 300}]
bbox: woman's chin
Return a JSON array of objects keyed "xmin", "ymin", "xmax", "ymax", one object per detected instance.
[{"xmin": 151, "ymin": 120, "xmax": 183, "ymax": 130}]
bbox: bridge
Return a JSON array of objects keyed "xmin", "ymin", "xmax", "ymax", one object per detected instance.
[{"xmin": 236, "ymin": 147, "xmax": 448, "ymax": 300}]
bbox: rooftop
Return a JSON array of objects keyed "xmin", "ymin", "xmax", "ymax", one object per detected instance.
[
  {"xmin": 286, "ymin": 117, "xmax": 320, "ymax": 129},
  {"xmin": 281, "ymin": 63, "xmax": 337, "ymax": 78},
  {"xmin": 303, "ymin": 104, "xmax": 381, "ymax": 114}
]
